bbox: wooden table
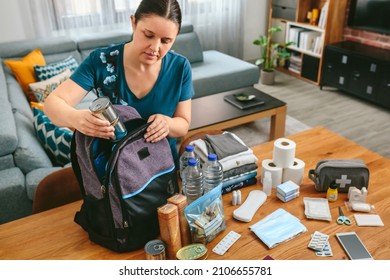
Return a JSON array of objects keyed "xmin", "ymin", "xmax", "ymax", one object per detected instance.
[
  {"xmin": 1, "ymin": 127, "xmax": 389, "ymax": 260},
  {"xmin": 188, "ymin": 87, "xmax": 287, "ymax": 141}
]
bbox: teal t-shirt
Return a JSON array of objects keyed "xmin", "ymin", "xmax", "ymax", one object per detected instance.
[{"xmin": 71, "ymin": 43, "xmax": 194, "ymax": 162}]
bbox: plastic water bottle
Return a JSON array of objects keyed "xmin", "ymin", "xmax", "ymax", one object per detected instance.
[
  {"xmin": 182, "ymin": 158, "xmax": 204, "ymax": 203},
  {"xmin": 179, "ymin": 145, "xmax": 199, "ymax": 179},
  {"xmin": 202, "ymin": 153, "xmax": 223, "ymax": 193}
]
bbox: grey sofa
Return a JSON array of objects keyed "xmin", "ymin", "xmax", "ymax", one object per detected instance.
[{"xmin": 0, "ymin": 24, "xmax": 259, "ymax": 224}]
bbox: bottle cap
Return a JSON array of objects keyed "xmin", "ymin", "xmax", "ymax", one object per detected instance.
[
  {"xmin": 330, "ymin": 182, "xmax": 338, "ymax": 189},
  {"xmin": 185, "ymin": 145, "xmax": 194, "ymax": 152},
  {"xmin": 207, "ymin": 153, "xmax": 217, "ymax": 161},
  {"xmin": 188, "ymin": 158, "xmax": 197, "ymax": 166}
]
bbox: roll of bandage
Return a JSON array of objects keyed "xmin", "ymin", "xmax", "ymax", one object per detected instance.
[
  {"xmin": 272, "ymin": 138, "xmax": 296, "ymax": 168},
  {"xmin": 261, "ymin": 159, "xmax": 283, "ymax": 188},
  {"xmin": 282, "ymin": 158, "xmax": 305, "ymax": 185}
]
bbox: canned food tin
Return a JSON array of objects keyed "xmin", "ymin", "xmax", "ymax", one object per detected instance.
[
  {"xmin": 89, "ymin": 96, "xmax": 118, "ymax": 124},
  {"xmin": 144, "ymin": 240, "xmax": 166, "ymax": 260},
  {"xmin": 176, "ymin": 243, "xmax": 208, "ymax": 260},
  {"xmin": 89, "ymin": 97, "xmax": 127, "ymax": 141}
]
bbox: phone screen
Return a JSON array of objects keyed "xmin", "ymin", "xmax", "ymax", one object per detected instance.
[{"xmin": 336, "ymin": 232, "xmax": 373, "ymax": 260}]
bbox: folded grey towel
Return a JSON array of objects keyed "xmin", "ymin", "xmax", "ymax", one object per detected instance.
[
  {"xmin": 223, "ymin": 163, "xmax": 258, "ymax": 179},
  {"xmin": 205, "ymin": 133, "xmax": 248, "ymax": 159}
]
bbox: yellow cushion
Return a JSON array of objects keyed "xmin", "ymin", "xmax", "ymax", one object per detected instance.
[
  {"xmin": 30, "ymin": 101, "xmax": 45, "ymax": 111},
  {"xmin": 4, "ymin": 48, "xmax": 46, "ymax": 102}
]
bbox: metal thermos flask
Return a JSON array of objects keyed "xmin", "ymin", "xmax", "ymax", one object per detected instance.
[{"xmin": 89, "ymin": 96, "xmax": 127, "ymax": 141}]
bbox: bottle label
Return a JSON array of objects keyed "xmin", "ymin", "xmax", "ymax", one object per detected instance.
[{"xmin": 327, "ymin": 193, "xmax": 337, "ymax": 201}]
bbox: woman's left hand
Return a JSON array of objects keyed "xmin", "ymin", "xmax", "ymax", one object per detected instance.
[{"xmin": 144, "ymin": 114, "xmax": 170, "ymax": 143}]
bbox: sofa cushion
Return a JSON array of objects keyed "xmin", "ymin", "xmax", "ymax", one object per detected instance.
[
  {"xmin": 33, "ymin": 108, "xmax": 73, "ymax": 166},
  {"xmin": 0, "ymin": 167, "xmax": 32, "ymax": 224},
  {"xmin": 76, "ymin": 30, "xmax": 131, "ymax": 60},
  {"xmin": 5, "ymin": 73, "xmax": 34, "ymax": 119},
  {"xmin": 171, "ymin": 32, "xmax": 203, "ymax": 63},
  {"xmin": 13, "ymin": 110, "xmax": 53, "ymax": 174},
  {"xmin": 0, "ymin": 154, "xmax": 15, "ymax": 171},
  {"xmin": 191, "ymin": 50, "xmax": 260, "ymax": 98},
  {"xmin": 34, "ymin": 55, "xmax": 78, "ymax": 81},
  {"xmin": 29, "ymin": 69, "xmax": 72, "ymax": 103},
  {"xmin": 25, "ymin": 167, "xmax": 62, "ymax": 201},
  {"xmin": 0, "ymin": 99, "xmax": 18, "ymax": 157},
  {"xmin": 3, "ymin": 48, "xmax": 46, "ymax": 102}
]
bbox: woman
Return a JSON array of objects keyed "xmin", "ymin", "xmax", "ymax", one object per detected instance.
[{"xmin": 44, "ymin": 0, "xmax": 194, "ymax": 164}]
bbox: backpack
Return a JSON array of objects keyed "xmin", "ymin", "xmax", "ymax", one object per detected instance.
[{"xmin": 71, "ymin": 105, "xmax": 179, "ymax": 252}]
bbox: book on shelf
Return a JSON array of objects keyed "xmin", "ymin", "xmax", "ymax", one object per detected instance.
[
  {"xmin": 299, "ymin": 31, "xmax": 321, "ymax": 52},
  {"xmin": 288, "ymin": 53, "xmax": 302, "ymax": 74},
  {"xmin": 318, "ymin": 1, "xmax": 329, "ymax": 29},
  {"xmin": 288, "ymin": 65, "xmax": 301, "ymax": 74},
  {"xmin": 312, "ymin": 34, "xmax": 324, "ymax": 54},
  {"xmin": 288, "ymin": 27, "xmax": 305, "ymax": 48}
]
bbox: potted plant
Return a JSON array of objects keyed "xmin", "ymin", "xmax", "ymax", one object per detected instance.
[{"xmin": 253, "ymin": 26, "xmax": 294, "ymax": 85}]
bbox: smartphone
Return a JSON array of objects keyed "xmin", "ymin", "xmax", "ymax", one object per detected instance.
[{"xmin": 336, "ymin": 232, "xmax": 373, "ymax": 260}]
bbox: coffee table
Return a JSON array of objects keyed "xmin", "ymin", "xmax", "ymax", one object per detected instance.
[
  {"xmin": 188, "ymin": 87, "xmax": 287, "ymax": 141},
  {"xmin": 1, "ymin": 127, "xmax": 389, "ymax": 260}
]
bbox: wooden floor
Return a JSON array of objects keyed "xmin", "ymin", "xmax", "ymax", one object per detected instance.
[{"xmin": 253, "ymin": 71, "xmax": 390, "ymax": 159}]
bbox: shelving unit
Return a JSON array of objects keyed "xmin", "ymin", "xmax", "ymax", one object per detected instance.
[
  {"xmin": 270, "ymin": 0, "xmax": 348, "ymax": 85},
  {"xmin": 321, "ymin": 41, "xmax": 390, "ymax": 109}
]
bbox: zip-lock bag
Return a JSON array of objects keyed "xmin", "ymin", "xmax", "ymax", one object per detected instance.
[
  {"xmin": 308, "ymin": 159, "xmax": 369, "ymax": 193},
  {"xmin": 71, "ymin": 105, "xmax": 178, "ymax": 252}
]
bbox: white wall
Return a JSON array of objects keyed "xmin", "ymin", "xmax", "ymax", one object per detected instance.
[
  {"xmin": 242, "ymin": 0, "xmax": 268, "ymax": 61},
  {"xmin": 0, "ymin": 0, "xmax": 268, "ymax": 61}
]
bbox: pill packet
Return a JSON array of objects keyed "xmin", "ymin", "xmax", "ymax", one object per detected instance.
[{"xmin": 345, "ymin": 201, "xmax": 376, "ymax": 213}]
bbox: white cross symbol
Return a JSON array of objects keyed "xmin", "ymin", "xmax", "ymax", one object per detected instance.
[{"xmin": 336, "ymin": 175, "xmax": 352, "ymax": 189}]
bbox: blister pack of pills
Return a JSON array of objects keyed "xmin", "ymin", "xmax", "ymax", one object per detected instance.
[
  {"xmin": 308, "ymin": 231, "xmax": 329, "ymax": 252},
  {"xmin": 212, "ymin": 230, "xmax": 241, "ymax": 256}
]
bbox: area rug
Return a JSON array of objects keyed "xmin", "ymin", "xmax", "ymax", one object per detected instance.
[{"xmin": 225, "ymin": 115, "xmax": 311, "ymax": 147}]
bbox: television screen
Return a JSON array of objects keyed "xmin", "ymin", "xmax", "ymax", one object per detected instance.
[{"xmin": 348, "ymin": 0, "xmax": 390, "ymax": 35}]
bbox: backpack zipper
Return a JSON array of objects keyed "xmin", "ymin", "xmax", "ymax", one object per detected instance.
[{"xmin": 102, "ymin": 121, "xmax": 149, "ymax": 232}]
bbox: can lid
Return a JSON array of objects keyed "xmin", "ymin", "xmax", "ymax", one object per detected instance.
[
  {"xmin": 144, "ymin": 240, "xmax": 166, "ymax": 255},
  {"xmin": 176, "ymin": 243, "xmax": 208, "ymax": 260},
  {"xmin": 89, "ymin": 96, "xmax": 111, "ymax": 112}
]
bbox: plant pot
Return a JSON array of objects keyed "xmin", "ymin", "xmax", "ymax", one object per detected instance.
[{"xmin": 260, "ymin": 69, "xmax": 275, "ymax": 85}]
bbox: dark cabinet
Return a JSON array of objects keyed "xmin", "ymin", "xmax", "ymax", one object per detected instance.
[{"xmin": 321, "ymin": 41, "xmax": 390, "ymax": 109}]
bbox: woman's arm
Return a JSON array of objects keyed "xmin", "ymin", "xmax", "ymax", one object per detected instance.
[
  {"xmin": 144, "ymin": 99, "xmax": 191, "ymax": 143},
  {"xmin": 44, "ymin": 79, "xmax": 114, "ymax": 139}
]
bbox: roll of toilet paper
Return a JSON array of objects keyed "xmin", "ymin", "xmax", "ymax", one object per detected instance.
[
  {"xmin": 282, "ymin": 158, "xmax": 305, "ymax": 186},
  {"xmin": 273, "ymin": 138, "xmax": 296, "ymax": 168},
  {"xmin": 261, "ymin": 159, "xmax": 283, "ymax": 188}
]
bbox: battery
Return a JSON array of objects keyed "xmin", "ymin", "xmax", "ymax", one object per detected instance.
[{"xmin": 144, "ymin": 240, "xmax": 166, "ymax": 260}]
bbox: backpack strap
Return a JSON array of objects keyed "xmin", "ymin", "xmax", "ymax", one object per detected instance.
[{"xmin": 71, "ymin": 131, "xmax": 86, "ymax": 197}]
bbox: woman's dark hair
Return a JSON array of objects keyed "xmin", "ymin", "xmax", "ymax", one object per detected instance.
[{"xmin": 134, "ymin": 0, "xmax": 182, "ymax": 33}]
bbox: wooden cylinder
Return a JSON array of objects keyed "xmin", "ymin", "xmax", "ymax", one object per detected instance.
[
  {"xmin": 167, "ymin": 194, "xmax": 192, "ymax": 246},
  {"xmin": 157, "ymin": 203, "xmax": 182, "ymax": 260}
]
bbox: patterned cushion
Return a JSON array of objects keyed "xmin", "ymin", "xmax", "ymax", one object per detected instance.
[
  {"xmin": 34, "ymin": 55, "xmax": 78, "ymax": 81},
  {"xmin": 33, "ymin": 107, "xmax": 73, "ymax": 166},
  {"xmin": 29, "ymin": 69, "xmax": 72, "ymax": 103}
]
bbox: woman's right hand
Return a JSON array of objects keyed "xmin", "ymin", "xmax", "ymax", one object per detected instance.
[{"xmin": 72, "ymin": 109, "xmax": 115, "ymax": 139}]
